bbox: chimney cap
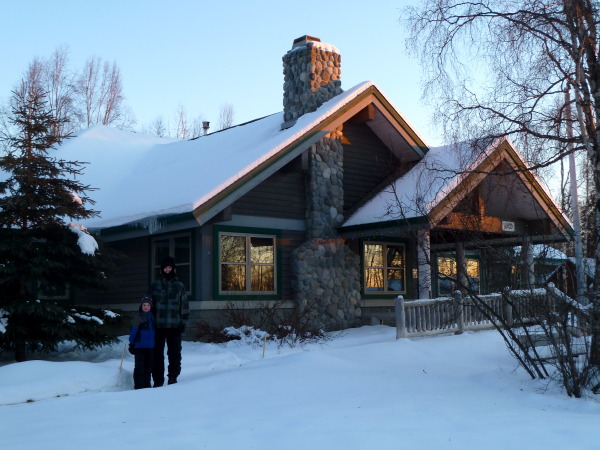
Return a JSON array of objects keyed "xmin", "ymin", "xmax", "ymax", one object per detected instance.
[{"xmin": 292, "ymin": 35, "xmax": 321, "ymax": 48}]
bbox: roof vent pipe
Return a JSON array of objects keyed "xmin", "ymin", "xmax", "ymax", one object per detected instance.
[{"xmin": 202, "ymin": 121, "xmax": 210, "ymax": 135}]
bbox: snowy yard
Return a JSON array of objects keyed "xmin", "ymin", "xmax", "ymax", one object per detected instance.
[{"xmin": 0, "ymin": 326, "xmax": 598, "ymax": 449}]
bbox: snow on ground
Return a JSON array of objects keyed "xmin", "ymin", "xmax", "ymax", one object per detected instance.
[{"xmin": 0, "ymin": 326, "xmax": 598, "ymax": 449}]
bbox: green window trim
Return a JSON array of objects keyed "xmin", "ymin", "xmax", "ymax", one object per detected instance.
[
  {"xmin": 360, "ymin": 237, "xmax": 411, "ymax": 299},
  {"xmin": 213, "ymin": 225, "xmax": 282, "ymax": 301}
]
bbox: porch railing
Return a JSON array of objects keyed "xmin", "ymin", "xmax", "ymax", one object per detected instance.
[{"xmin": 394, "ymin": 287, "xmax": 552, "ymax": 339}]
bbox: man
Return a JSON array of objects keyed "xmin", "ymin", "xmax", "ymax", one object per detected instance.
[{"xmin": 149, "ymin": 256, "xmax": 189, "ymax": 386}]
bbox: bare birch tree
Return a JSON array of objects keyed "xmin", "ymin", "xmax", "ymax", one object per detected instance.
[
  {"xmin": 174, "ymin": 104, "xmax": 189, "ymax": 139},
  {"xmin": 2, "ymin": 47, "xmax": 77, "ymax": 140},
  {"xmin": 405, "ymin": 0, "xmax": 600, "ymax": 366},
  {"xmin": 147, "ymin": 116, "xmax": 167, "ymax": 137},
  {"xmin": 173, "ymin": 105, "xmax": 205, "ymax": 139},
  {"xmin": 75, "ymin": 57, "xmax": 131, "ymax": 129},
  {"xmin": 218, "ymin": 103, "xmax": 235, "ymax": 130},
  {"xmin": 43, "ymin": 46, "xmax": 77, "ymax": 137}
]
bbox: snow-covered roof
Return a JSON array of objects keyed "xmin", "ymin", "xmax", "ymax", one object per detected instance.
[
  {"xmin": 343, "ymin": 137, "xmax": 570, "ymax": 236},
  {"xmin": 59, "ymin": 81, "xmax": 419, "ymax": 230},
  {"xmin": 343, "ymin": 141, "xmax": 489, "ymax": 227}
]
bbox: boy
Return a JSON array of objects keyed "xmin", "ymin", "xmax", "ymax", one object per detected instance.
[{"xmin": 129, "ymin": 297, "xmax": 155, "ymax": 389}]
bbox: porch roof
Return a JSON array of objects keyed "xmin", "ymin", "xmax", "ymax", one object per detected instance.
[{"xmin": 342, "ymin": 138, "xmax": 573, "ymax": 241}]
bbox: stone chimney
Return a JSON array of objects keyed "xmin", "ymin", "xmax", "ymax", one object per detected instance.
[{"xmin": 281, "ymin": 35, "xmax": 343, "ymax": 129}]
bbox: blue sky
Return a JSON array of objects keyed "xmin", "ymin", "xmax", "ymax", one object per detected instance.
[{"xmin": 0, "ymin": 0, "xmax": 439, "ymax": 144}]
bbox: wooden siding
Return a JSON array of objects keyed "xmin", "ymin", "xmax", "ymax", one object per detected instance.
[
  {"xmin": 76, "ymin": 237, "xmax": 149, "ymax": 306},
  {"xmin": 232, "ymin": 156, "xmax": 305, "ymax": 219},
  {"xmin": 342, "ymin": 122, "xmax": 400, "ymax": 217}
]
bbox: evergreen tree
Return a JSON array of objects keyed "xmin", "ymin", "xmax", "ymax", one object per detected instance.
[{"xmin": 0, "ymin": 82, "xmax": 123, "ymax": 361}]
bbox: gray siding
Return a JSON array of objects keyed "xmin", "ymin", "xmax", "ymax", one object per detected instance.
[
  {"xmin": 280, "ymin": 229, "xmax": 306, "ymax": 298},
  {"xmin": 342, "ymin": 122, "xmax": 400, "ymax": 217},
  {"xmin": 77, "ymin": 237, "xmax": 149, "ymax": 305},
  {"xmin": 233, "ymin": 157, "xmax": 305, "ymax": 220}
]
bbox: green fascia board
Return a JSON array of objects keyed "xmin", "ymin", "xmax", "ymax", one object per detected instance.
[{"xmin": 91, "ymin": 212, "xmax": 196, "ymax": 237}]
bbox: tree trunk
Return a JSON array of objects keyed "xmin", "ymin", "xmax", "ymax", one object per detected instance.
[{"xmin": 591, "ymin": 134, "xmax": 600, "ymax": 365}]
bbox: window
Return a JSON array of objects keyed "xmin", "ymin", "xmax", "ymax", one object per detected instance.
[
  {"xmin": 152, "ymin": 234, "xmax": 192, "ymax": 293},
  {"xmin": 218, "ymin": 231, "xmax": 276, "ymax": 295},
  {"xmin": 437, "ymin": 256, "xmax": 480, "ymax": 295},
  {"xmin": 363, "ymin": 242, "xmax": 406, "ymax": 294}
]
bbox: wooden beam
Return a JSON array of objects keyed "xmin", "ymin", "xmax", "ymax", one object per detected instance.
[
  {"xmin": 348, "ymin": 104, "xmax": 376, "ymax": 123},
  {"xmin": 436, "ymin": 212, "xmax": 503, "ymax": 233}
]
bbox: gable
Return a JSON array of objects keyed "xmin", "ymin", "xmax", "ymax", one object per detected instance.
[
  {"xmin": 193, "ymin": 83, "xmax": 429, "ymax": 226},
  {"xmin": 342, "ymin": 138, "xmax": 572, "ymax": 241},
  {"xmin": 429, "ymin": 139, "xmax": 571, "ymax": 239}
]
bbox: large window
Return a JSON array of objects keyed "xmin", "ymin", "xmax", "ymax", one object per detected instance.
[
  {"xmin": 152, "ymin": 234, "xmax": 192, "ymax": 293},
  {"xmin": 218, "ymin": 231, "xmax": 276, "ymax": 295},
  {"xmin": 437, "ymin": 256, "xmax": 480, "ymax": 296},
  {"xmin": 363, "ymin": 242, "xmax": 406, "ymax": 294}
]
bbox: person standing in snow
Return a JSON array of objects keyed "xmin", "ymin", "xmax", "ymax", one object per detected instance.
[
  {"xmin": 129, "ymin": 297, "xmax": 155, "ymax": 389},
  {"xmin": 149, "ymin": 256, "xmax": 189, "ymax": 386}
]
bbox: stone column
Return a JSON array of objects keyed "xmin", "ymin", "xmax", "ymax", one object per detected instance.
[{"xmin": 291, "ymin": 129, "xmax": 361, "ymax": 330}]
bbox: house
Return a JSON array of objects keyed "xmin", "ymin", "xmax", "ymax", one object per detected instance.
[{"xmin": 61, "ymin": 35, "xmax": 573, "ymax": 332}]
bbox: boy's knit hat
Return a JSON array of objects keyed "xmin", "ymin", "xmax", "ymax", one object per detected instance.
[{"xmin": 140, "ymin": 296, "xmax": 153, "ymax": 307}]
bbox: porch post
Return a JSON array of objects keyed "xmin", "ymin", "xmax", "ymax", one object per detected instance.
[
  {"xmin": 523, "ymin": 236, "xmax": 535, "ymax": 289},
  {"xmin": 417, "ymin": 230, "xmax": 431, "ymax": 299},
  {"xmin": 456, "ymin": 241, "xmax": 469, "ymax": 292}
]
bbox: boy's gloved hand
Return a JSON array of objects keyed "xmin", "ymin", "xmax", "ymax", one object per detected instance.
[{"xmin": 128, "ymin": 344, "xmax": 135, "ymax": 354}]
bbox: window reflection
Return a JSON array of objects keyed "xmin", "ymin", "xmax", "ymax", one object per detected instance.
[
  {"xmin": 220, "ymin": 232, "xmax": 276, "ymax": 293},
  {"xmin": 437, "ymin": 256, "xmax": 480, "ymax": 295},
  {"xmin": 364, "ymin": 242, "xmax": 406, "ymax": 293},
  {"xmin": 221, "ymin": 235, "xmax": 246, "ymax": 263},
  {"xmin": 222, "ymin": 264, "xmax": 246, "ymax": 291}
]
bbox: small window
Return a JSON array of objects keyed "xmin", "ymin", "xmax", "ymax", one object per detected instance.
[
  {"xmin": 152, "ymin": 234, "xmax": 192, "ymax": 293},
  {"xmin": 218, "ymin": 231, "xmax": 276, "ymax": 295},
  {"xmin": 363, "ymin": 242, "xmax": 406, "ymax": 294}
]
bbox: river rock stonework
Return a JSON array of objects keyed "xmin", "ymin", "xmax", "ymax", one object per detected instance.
[
  {"xmin": 282, "ymin": 35, "xmax": 343, "ymax": 128},
  {"xmin": 291, "ymin": 128, "xmax": 362, "ymax": 330},
  {"xmin": 282, "ymin": 35, "xmax": 361, "ymax": 330}
]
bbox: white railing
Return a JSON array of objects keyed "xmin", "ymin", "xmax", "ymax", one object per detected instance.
[{"xmin": 395, "ymin": 288, "xmax": 550, "ymax": 339}]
